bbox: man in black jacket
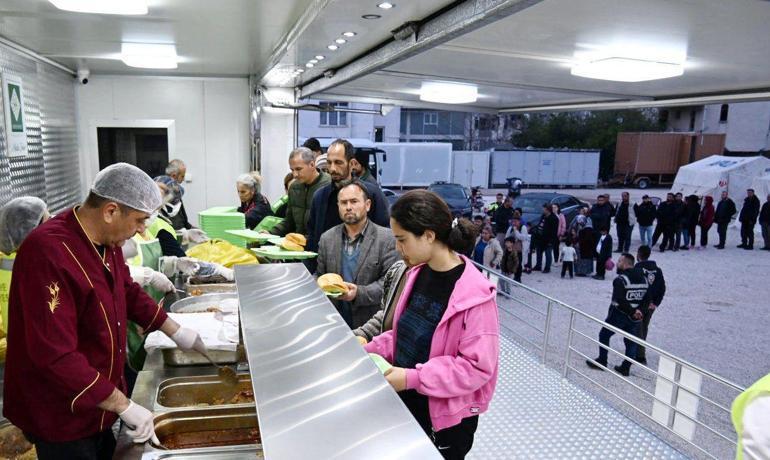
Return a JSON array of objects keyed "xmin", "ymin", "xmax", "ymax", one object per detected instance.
[
  {"xmin": 592, "ymin": 226, "xmax": 613, "ymax": 280},
  {"xmin": 305, "ymin": 139, "xmax": 390, "ymax": 271},
  {"xmin": 634, "ymin": 245, "xmax": 666, "ymax": 365},
  {"xmin": 494, "ymin": 197, "xmax": 515, "ymax": 245},
  {"xmin": 714, "ymin": 191, "xmax": 736, "ymax": 249},
  {"xmin": 590, "ymin": 195, "xmax": 614, "ymax": 236},
  {"xmin": 672, "ymin": 193, "xmax": 686, "ymax": 251},
  {"xmin": 656, "ymin": 193, "xmax": 676, "ymax": 252},
  {"xmin": 587, "ymin": 253, "xmax": 649, "ymax": 376},
  {"xmin": 534, "ymin": 204, "xmax": 558, "ymax": 273},
  {"xmin": 738, "ymin": 189, "xmax": 761, "ymax": 250},
  {"xmin": 760, "ymin": 193, "xmax": 770, "ymax": 250},
  {"xmin": 634, "ymin": 195, "xmax": 656, "ymax": 247},
  {"xmin": 614, "ymin": 192, "xmax": 633, "ymax": 253}
]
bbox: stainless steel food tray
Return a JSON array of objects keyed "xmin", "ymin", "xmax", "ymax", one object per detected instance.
[
  {"xmin": 152, "ymin": 406, "xmax": 261, "ymax": 452},
  {"xmin": 169, "ymin": 293, "xmax": 238, "ymax": 314},
  {"xmin": 155, "ymin": 374, "xmax": 253, "ymax": 410}
]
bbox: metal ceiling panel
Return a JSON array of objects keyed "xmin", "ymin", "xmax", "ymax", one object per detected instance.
[{"xmin": 304, "ymin": 0, "xmax": 770, "ymax": 111}]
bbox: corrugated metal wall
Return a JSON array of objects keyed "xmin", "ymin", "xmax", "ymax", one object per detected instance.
[{"xmin": 0, "ymin": 44, "xmax": 80, "ymax": 213}]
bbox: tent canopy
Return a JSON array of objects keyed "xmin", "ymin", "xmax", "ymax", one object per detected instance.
[
  {"xmin": 671, "ymin": 155, "xmax": 770, "ymax": 210},
  {"xmin": 751, "ymin": 173, "xmax": 770, "ymax": 200}
]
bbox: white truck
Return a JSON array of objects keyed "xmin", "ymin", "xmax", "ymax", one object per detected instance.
[
  {"xmin": 490, "ymin": 148, "xmax": 600, "ymax": 188},
  {"xmin": 375, "ymin": 142, "xmax": 453, "ymax": 188}
]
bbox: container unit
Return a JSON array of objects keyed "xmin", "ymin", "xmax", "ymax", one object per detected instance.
[
  {"xmin": 613, "ymin": 132, "xmax": 726, "ymax": 188},
  {"xmin": 490, "ymin": 149, "xmax": 599, "ymax": 188},
  {"xmin": 452, "ymin": 150, "xmax": 490, "ymax": 188},
  {"xmin": 375, "ymin": 142, "xmax": 453, "ymax": 187}
]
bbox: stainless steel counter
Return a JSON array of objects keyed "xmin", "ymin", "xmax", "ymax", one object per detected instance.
[{"xmin": 235, "ymin": 263, "xmax": 441, "ymax": 460}]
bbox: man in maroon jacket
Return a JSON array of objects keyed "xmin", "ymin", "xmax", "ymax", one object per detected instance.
[{"xmin": 3, "ymin": 163, "xmax": 207, "ymax": 459}]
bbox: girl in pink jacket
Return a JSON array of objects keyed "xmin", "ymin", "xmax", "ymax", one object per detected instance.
[{"xmin": 365, "ymin": 190, "xmax": 500, "ymax": 459}]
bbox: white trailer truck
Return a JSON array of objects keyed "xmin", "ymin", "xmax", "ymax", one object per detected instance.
[{"xmin": 490, "ymin": 148, "xmax": 600, "ymax": 188}]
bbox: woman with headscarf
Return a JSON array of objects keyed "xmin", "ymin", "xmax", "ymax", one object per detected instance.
[{"xmin": 236, "ymin": 172, "xmax": 272, "ymax": 230}]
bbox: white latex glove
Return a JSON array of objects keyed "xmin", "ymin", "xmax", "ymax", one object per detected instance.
[
  {"xmin": 159, "ymin": 256, "xmax": 200, "ymax": 277},
  {"xmin": 170, "ymin": 326, "xmax": 207, "ymax": 354},
  {"xmin": 148, "ymin": 270, "xmax": 175, "ymax": 293},
  {"xmin": 213, "ymin": 264, "xmax": 234, "ymax": 281},
  {"xmin": 119, "ymin": 401, "xmax": 159, "ymax": 445},
  {"xmin": 180, "ymin": 228, "xmax": 209, "ymax": 244},
  {"xmin": 128, "ymin": 265, "xmax": 151, "ymax": 286}
]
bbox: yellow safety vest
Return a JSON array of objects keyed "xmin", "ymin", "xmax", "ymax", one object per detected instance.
[
  {"xmin": 732, "ymin": 373, "xmax": 770, "ymax": 460},
  {"xmin": 0, "ymin": 252, "xmax": 15, "ymax": 335}
]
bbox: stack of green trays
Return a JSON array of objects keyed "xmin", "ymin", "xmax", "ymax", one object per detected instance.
[{"xmin": 198, "ymin": 206, "xmax": 246, "ymax": 247}]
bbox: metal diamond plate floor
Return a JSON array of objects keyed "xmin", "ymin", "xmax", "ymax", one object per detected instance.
[{"xmin": 470, "ymin": 336, "xmax": 688, "ymax": 459}]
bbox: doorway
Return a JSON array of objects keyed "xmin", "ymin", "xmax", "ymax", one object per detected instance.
[
  {"xmin": 374, "ymin": 126, "xmax": 384, "ymax": 142},
  {"xmin": 97, "ymin": 127, "xmax": 169, "ymax": 177}
]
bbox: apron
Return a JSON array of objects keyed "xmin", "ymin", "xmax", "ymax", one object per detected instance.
[
  {"xmin": 126, "ymin": 232, "xmax": 164, "ymax": 371},
  {"xmin": 0, "ymin": 252, "xmax": 15, "ymax": 335}
]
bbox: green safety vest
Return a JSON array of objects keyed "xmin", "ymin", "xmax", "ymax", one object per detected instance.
[
  {"xmin": 732, "ymin": 372, "xmax": 770, "ymax": 460},
  {"xmin": 0, "ymin": 252, "xmax": 15, "ymax": 335},
  {"xmin": 126, "ymin": 217, "xmax": 174, "ymax": 371}
]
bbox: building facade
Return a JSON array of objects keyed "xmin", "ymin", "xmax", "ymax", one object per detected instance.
[
  {"xmin": 665, "ymin": 101, "xmax": 770, "ymax": 154},
  {"xmin": 297, "ymin": 100, "xmax": 401, "ymax": 143}
]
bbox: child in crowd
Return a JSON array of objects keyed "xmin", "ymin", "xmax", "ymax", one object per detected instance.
[
  {"xmin": 500, "ymin": 237, "xmax": 519, "ymax": 293},
  {"xmin": 560, "ymin": 239, "xmax": 576, "ymax": 279}
]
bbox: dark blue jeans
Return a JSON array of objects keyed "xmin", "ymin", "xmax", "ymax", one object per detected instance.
[{"xmin": 598, "ymin": 307, "xmax": 641, "ymax": 369}]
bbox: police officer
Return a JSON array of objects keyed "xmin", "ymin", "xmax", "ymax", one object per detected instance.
[
  {"xmin": 586, "ymin": 253, "xmax": 649, "ymax": 377},
  {"xmin": 634, "ymin": 245, "xmax": 666, "ymax": 365}
]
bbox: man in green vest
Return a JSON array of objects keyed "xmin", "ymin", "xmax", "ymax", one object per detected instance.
[
  {"xmin": 0, "ymin": 197, "xmax": 50, "ymax": 334},
  {"xmin": 732, "ymin": 372, "xmax": 770, "ymax": 459},
  {"xmin": 270, "ymin": 146, "xmax": 331, "ymax": 237}
]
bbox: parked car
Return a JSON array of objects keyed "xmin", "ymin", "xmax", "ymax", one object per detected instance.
[
  {"xmin": 427, "ymin": 182, "xmax": 473, "ymax": 218},
  {"xmin": 512, "ymin": 192, "xmax": 588, "ymax": 227},
  {"xmin": 382, "ymin": 188, "xmax": 399, "ymax": 209}
]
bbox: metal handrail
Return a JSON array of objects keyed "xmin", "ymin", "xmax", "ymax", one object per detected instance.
[
  {"xmin": 475, "ymin": 261, "xmax": 745, "ymax": 392},
  {"xmin": 473, "ymin": 261, "xmax": 745, "ymax": 458}
]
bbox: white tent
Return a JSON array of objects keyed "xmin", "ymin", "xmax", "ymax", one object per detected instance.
[
  {"xmin": 672, "ymin": 155, "xmax": 770, "ymax": 211},
  {"xmin": 751, "ymin": 172, "xmax": 770, "ymax": 199}
]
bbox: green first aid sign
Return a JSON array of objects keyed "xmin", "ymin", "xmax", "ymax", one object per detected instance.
[{"xmin": 7, "ymin": 83, "xmax": 23, "ymax": 132}]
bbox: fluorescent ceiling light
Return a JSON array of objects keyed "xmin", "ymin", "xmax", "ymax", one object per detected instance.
[
  {"xmin": 378, "ymin": 2, "xmax": 394, "ymax": 9},
  {"xmin": 306, "ymin": 63, "xmax": 314, "ymax": 68},
  {"xmin": 121, "ymin": 43, "xmax": 178, "ymax": 69},
  {"xmin": 315, "ymin": 55, "xmax": 325, "ymax": 60},
  {"xmin": 571, "ymin": 57, "xmax": 684, "ymax": 82},
  {"xmin": 327, "ymin": 45, "xmax": 338, "ymax": 51},
  {"xmin": 343, "ymin": 32, "xmax": 356, "ymax": 37},
  {"xmin": 335, "ymin": 38, "xmax": 347, "ymax": 44},
  {"xmin": 309, "ymin": 59, "xmax": 318, "ymax": 64},
  {"xmin": 420, "ymin": 81, "xmax": 478, "ymax": 104},
  {"xmin": 49, "ymin": 0, "xmax": 147, "ymax": 15}
]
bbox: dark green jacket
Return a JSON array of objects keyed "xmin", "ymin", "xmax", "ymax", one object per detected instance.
[{"xmin": 271, "ymin": 170, "xmax": 331, "ymax": 236}]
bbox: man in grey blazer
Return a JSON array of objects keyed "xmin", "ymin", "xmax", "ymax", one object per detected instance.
[{"xmin": 316, "ymin": 180, "xmax": 399, "ymax": 329}]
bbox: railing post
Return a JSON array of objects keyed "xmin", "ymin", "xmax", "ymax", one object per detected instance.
[
  {"xmin": 563, "ymin": 310, "xmax": 575, "ymax": 377},
  {"xmin": 542, "ymin": 300, "xmax": 553, "ymax": 365}
]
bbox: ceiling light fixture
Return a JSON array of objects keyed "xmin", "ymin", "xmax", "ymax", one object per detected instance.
[
  {"xmin": 49, "ymin": 0, "xmax": 147, "ymax": 14},
  {"xmin": 343, "ymin": 32, "xmax": 356, "ymax": 37},
  {"xmin": 420, "ymin": 81, "xmax": 478, "ymax": 104},
  {"xmin": 570, "ymin": 57, "xmax": 684, "ymax": 82},
  {"xmin": 335, "ymin": 38, "xmax": 347, "ymax": 44},
  {"xmin": 306, "ymin": 63, "xmax": 314, "ymax": 68},
  {"xmin": 327, "ymin": 44, "xmax": 339, "ymax": 50},
  {"xmin": 309, "ymin": 59, "xmax": 318, "ymax": 64},
  {"xmin": 315, "ymin": 55, "xmax": 325, "ymax": 60},
  {"xmin": 297, "ymin": 69, "xmax": 305, "ymax": 73},
  {"xmin": 121, "ymin": 43, "xmax": 178, "ymax": 69},
  {"xmin": 377, "ymin": 2, "xmax": 394, "ymax": 9},
  {"xmin": 362, "ymin": 14, "xmax": 381, "ymax": 20}
]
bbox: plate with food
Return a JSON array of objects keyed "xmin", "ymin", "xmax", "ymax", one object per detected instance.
[
  {"xmin": 252, "ymin": 234, "xmax": 317, "ymax": 260},
  {"xmin": 317, "ymin": 273, "xmax": 349, "ymax": 298}
]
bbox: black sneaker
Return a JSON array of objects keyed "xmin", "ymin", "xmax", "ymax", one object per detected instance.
[
  {"xmin": 744, "ymin": 246, "xmax": 754, "ymax": 250},
  {"xmin": 591, "ymin": 275, "xmax": 604, "ymax": 280},
  {"xmin": 542, "ymin": 269, "xmax": 551, "ymax": 274},
  {"xmin": 586, "ymin": 359, "xmax": 606, "ymax": 370},
  {"xmin": 737, "ymin": 244, "xmax": 746, "ymax": 248},
  {"xmin": 614, "ymin": 365, "xmax": 630, "ymax": 376},
  {"xmin": 715, "ymin": 245, "xmax": 725, "ymax": 249}
]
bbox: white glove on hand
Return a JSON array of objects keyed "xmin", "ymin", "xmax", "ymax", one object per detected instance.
[
  {"xmin": 148, "ymin": 270, "xmax": 175, "ymax": 293},
  {"xmin": 128, "ymin": 265, "xmax": 151, "ymax": 286},
  {"xmin": 119, "ymin": 401, "xmax": 159, "ymax": 445},
  {"xmin": 159, "ymin": 256, "xmax": 200, "ymax": 277},
  {"xmin": 170, "ymin": 327, "xmax": 207, "ymax": 354},
  {"xmin": 213, "ymin": 263, "xmax": 234, "ymax": 281},
  {"xmin": 180, "ymin": 228, "xmax": 209, "ymax": 244}
]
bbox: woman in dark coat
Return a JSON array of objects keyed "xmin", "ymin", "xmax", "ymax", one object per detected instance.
[
  {"xmin": 236, "ymin": 173, "xmax": 272, "ymax": 230},
  {"xmin": 682, "ymin": 194, "xmax": 701, "ymax": 250}
]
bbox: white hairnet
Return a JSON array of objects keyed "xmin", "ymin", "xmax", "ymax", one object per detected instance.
[
  {"xmin": 90, "ymin": 163, "xmax": 162, "ymax": 214},
  {"xmin": 0, "ymin": 196, "xmax": 48, "ymax": 254}
]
